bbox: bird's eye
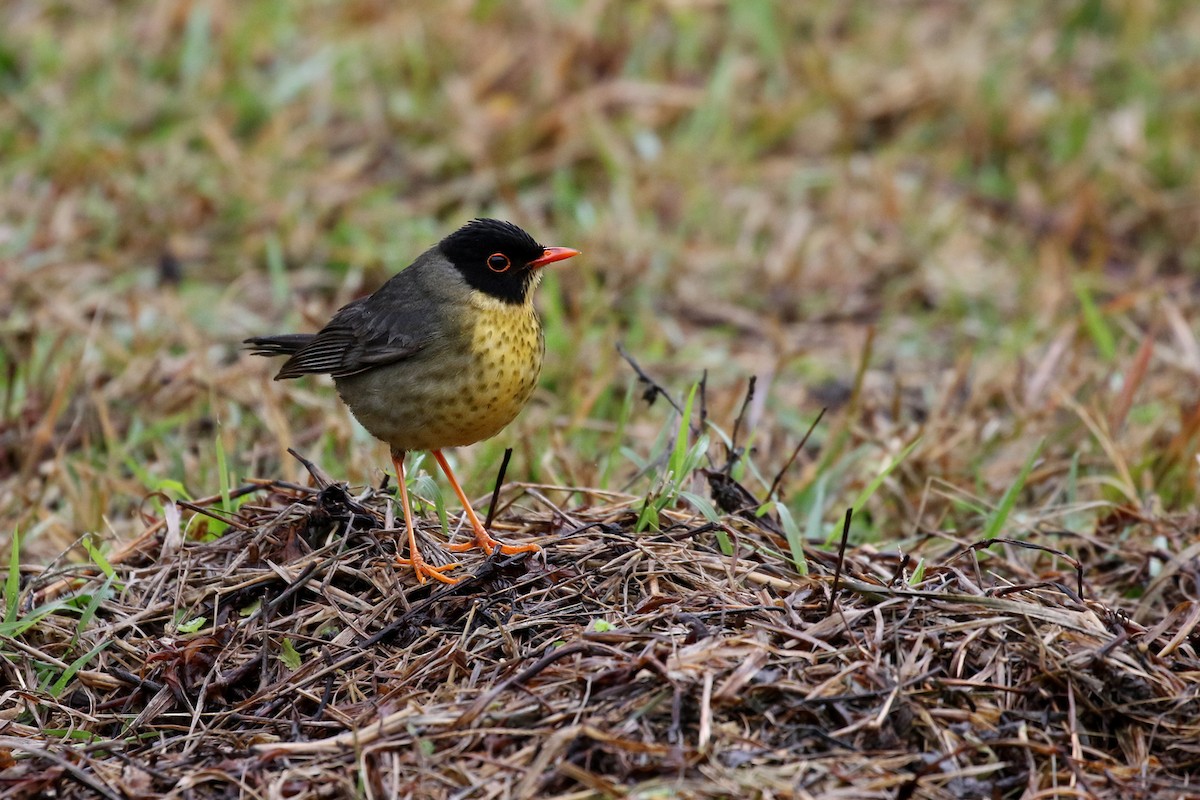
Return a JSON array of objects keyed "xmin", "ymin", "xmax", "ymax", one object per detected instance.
[{"xmin": 487, "ymin": 253, "xmax": 510, "ymax": 272}]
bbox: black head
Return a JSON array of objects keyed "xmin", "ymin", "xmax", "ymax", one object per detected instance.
[{"xmin": 438, "ymin": 219, "xmax": 579, "ymax": 304}]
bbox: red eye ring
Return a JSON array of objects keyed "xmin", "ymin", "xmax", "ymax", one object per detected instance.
[{"xmin": 487, "ymin": 253, "xmax": 510, "ymax": 272}]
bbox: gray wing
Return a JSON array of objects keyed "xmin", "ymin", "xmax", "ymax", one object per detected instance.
[{"xmin": 274, "ymin": 294, "xmax": 432, "ymax": 380}]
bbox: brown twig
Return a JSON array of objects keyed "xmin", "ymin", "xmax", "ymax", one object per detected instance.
[
  {"xmin": 485, "ymin": 447, "xmax": 514, "ymax": 529},
  {"xmin": 827, "ymin": 507, "xmax": 853, "ymax": 616}
]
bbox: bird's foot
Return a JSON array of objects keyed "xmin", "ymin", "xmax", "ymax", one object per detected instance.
[
  {"xmin": 448, "ymin": 531, "xmax": 540, "ymax": 556},
  {"xmin": 395, "ymin": 554, "xmax": 462, "ymax": 585}
]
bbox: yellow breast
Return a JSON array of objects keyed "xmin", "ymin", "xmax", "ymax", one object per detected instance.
[
  {"xmin": 465, "ymin": 292, "xmax": 545, "ymax": 437},
  {"xmin": 335, "ymin": 291, "xmax": 545, "ymax": 452}
]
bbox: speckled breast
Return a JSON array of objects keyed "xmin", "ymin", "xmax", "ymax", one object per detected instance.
[{"xmin": 335, "ymin": 294, "xmax": 544, "ymax": 453}]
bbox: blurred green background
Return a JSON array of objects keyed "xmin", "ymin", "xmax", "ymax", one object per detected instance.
[{"xmin": 3, "ymin": 0, "xmax": 1199, "ymax": 559}]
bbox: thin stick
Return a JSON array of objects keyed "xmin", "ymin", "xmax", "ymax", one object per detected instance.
[
  {"xmin": 827, "ymin": 508, "xmax": 853, "ymax": 617},
  {"xmin": 766, "ymin": 407, "xmax": 827, "ymax": 502},
  {"xmin": 287, "ymin": 447, "xmax": 334, "ymax": 489},
  {"xmin": 485, "ymin": 448, "xmax": 514, "ymax": 529},
  {"xmin": 964, "ymin": 536, "xmax": 1085, "ymax": 602},
  {"xmin": 616, "ymin": 342, "xmax": 683, "ymax": 414},
  {"xmin": 727, "ymin": 376, "xmax": 757, "ymax": 468}
]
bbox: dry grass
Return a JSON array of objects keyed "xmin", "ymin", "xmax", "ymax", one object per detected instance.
[
  {"xmin": 4, "ymin": 0, "xmax": 1200, "ymax": 797},
  {"xmin": 4, "ymin": 458, "xmax": 1200, "ymax": 798}
]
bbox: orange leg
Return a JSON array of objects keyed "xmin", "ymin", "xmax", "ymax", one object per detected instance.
[
  {"xmin": 392, "ymin": 450, "xmax": 460, "ymax": 584},
  {"xmin": 433, "ymin": 449, "xmax": 541, "ymax": 556}
]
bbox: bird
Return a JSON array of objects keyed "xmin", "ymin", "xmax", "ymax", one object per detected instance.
[{"xmin": 245, "ymin": 219, "xmax": 580, "ymax": 584}]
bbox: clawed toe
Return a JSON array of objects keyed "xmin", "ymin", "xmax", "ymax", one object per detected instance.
[
  {"xmin": 448, "ymin": 535, "xmax": 540, "ymax": 556},
  {"xmin": 395, "ymin": 556, "xmax": 461, "ymax": 585}
]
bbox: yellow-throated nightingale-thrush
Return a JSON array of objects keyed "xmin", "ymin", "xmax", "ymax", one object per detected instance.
[{"xmin": 246, "ymin": 219, "xmax": 580, "ymax": 584}]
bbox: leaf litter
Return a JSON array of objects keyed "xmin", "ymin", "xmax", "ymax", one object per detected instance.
[{"xmin": 3, "ymin": 445, "xmax": 1199, "ymax": 799}]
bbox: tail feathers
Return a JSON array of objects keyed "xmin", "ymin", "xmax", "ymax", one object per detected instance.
[{"xmin": 244, "ymin": 333, "xmax": 316, "ymax": 358}]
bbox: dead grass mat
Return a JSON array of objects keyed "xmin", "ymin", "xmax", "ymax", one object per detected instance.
[{"xmin": 2, "ymin": 471, "xmax": 1200, "ymax": 799}]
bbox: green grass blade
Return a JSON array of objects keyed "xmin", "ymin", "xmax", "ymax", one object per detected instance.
[
  {"xmin": 49, "ymin": 639, "xmax": 111, "ymax": 697},
  {"xmin": 775, "ymin": 501, "xmax": 807, "ymax": 576},
  {"xmin": 206, "ymin": 431, "xmax": 232, "ymax": 538},
  {"xmin": 983, "ymin": 438, "xmax": 1045, "ymax": 540},
  {"xmin": 216, "ymin": 432, "xmax": 232, "ymax": 513},
  {"xmin": 82, "ymin": 535, "xmax": 116, "ymax": 581},
  {"xmin": 0, "ymin": 598, "xmax": 73, "ymax": 637},
  {"xmin": 279, "ymin": 638, "xmax": 302, "ymax": 670},
  {"xmin": 635, "ymin": 496, "xmax": 660, "ymax": 533},
  {"xmin": 69, "ymin": 576, "xmax": 114, "ymax": 650},
  {"xmin": 669, "ymin": 383, "xmax": 699, "ymax": 478},
  {"xmin": 679, "ymin": 490, "xmax": 720, "ymax": 523},
  {"xmin": 412, "ymin": 473, "xmax": 449, "ymax": 533},
  {"xmin": 851, "ymin": 436, "xmax": 922, "ymax": 514},
  {"xmin": 1074, "ymin": 279, "xmax": 1116, "ymax": 361},
  {"xmin": 805, "ymin": 474, "xmax": 830, "ymax": 546},
  {"xmin": 179, "ymin": 3, "xmax": 212, "ymax": 91}
]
